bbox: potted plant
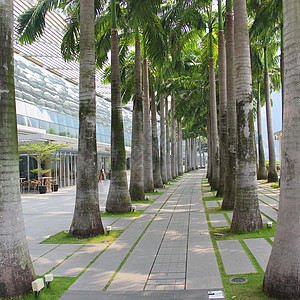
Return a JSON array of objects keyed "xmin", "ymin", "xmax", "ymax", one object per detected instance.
[{"xmin": 18, "ymin": 142, "xmax": 69, "ymax": 194}]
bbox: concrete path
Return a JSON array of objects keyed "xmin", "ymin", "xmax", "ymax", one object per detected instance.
[{"xmin": 20, "ymin": 170, "xmax": 280, "ymax": 299}]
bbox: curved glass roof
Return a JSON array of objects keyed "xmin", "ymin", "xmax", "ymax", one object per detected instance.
[{"xmin": 13, "ymin": 0, "xmax": 111, "ymax": 98}]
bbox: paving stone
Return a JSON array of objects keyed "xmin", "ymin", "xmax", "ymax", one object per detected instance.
[
  {"xmin": 203, "ymin": 187, "xmax": 211, "ymax": 192},
  {"xmin": 270, "ymin": 237, "xmax": 274, "ymax": 241},
  {"xmin": 244, "ymin": 238, "xmax": 272, "ymax": 271},
  {"xmin": 33, "ymin": 244, "xmax": 83, "ymax": 275},
  {"xmin": 187, "ymin": 211, "xmax": 223, "ymax": 289},
  {"xmin": 258, "ymin": 194, "xmax": 279, "ymax": 209},
  {"xmin": 29, "ymin": 244, "xmax": 59, "ymax": 261},
  {"xmin": 111, "ymin": 217, "xmax": 136, "ymax": 230},
  {"xmin": 52, "ymin": 244, "xmax": 108, "ymax": 277},
  {"xmin": 107, "ymin": 214, "xmax": 171, "ymax": 291},
  {"xmin": 209, "ymin": 214, "xmax": 229, "ymax": 227},
  {"xmin": 259, "ymin": 203, "xmax": 278, "ymax": 221},
  {"xmin": 217, "ymin": 240, "xmax": 257, "ymax": 275},
  {"xmin": 205, "ymin": 201, "xmax": 219, "ymax": 208},
  {"xmin": 203, "ymin": 192, "xmax": 215, "ymax": 198},
  {"xmin": 68, "ymin": 213, "xmax": 155, "ymax": 292}
]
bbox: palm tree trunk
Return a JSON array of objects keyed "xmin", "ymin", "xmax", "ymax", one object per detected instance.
[
  {"xmin": 130, "ymin": 30, "xmax": 144, "ymax": 201},
  {"xmin": 199, "ymin": 137, "xmax": 203, "ymax": 168},
  {"xmin": 264, "ymin": 47, "xmax": 278, "ymax": 182},
  {"xmin": 185, "ymin": 139, "xmax": 188, "ymax": 172},
  {"xmin": 218, "ymin": 0, "xmax": 227, "ymax": 197},
  {"xmin": 209, "ymin": 55, "xmax": 220, "ymax": 190},
  {"xmin": 106, "ymin": 0, "xmax": 131, "ymax": 212},
  {"xmin": 177, "ymin": 121, "xmax": 183, "ymax": 175},
  {"xmin": 143, "ymin": 57, "xmax": 154, "ymax": 193},
  {"xmin": 175, "ymin": 123, "xmax": 179, "ymax": 177},
  {"xmin": 257, "ymin": 83, "xmax": 268, "ymax": 179},
  {"xmin": 70, "ymin": 0, "xmax": 104, "ymax": 237},
  {"xmin": 230, "ymin": 0, "xmax": 262, "ymax": 232},
  {"xmin": 165, "ymin": 97, "xmax": 172, "ymax": 181},
  {"xmin": 160, "ymin": 94, "xmax": 168, "ymax": 184},
  {"xmin": 171, "ymin": 93, "xmax": 176, "ymax": 179},
  {"xmin": 151, "ymin": 90, "xmax": 163, "ymax": 188},
  {"xmin": 263, "ymin": 2, "xmax": 300, "ymax": 296},
  {"xmin": 0, "ymin": 1, "xmax": 35, "ymax": 296},
  {"xmin": 222, "ymin": 0, "xmax": 236, "ymax": 210},
  {"xmin": 207, "ymin": 111, "xmax": 212, "ymax": 181}
]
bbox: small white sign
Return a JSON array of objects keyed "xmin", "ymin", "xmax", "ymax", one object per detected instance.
[{"xmin": 208, "ymin": 290, "xmax": 225, "ymax": 299}]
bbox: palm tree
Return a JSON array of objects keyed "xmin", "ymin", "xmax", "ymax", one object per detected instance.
[
  {"xmin": 263, "ymin": 1, "xmax": 300, "ymax": 297},
  {"xmin": 129, "ymin": 28, "xmax": 144, "ymax": 201},
  {"xmin": 165, "ymin": 97, "xmax": 172, "ymax": 181},
  {"xmin": 151, "ymin": 90, "xmax": 163, "ymax": 188},
  {"xmin": 69, "ymin": 0, "xmax": 104, "ymax": 238},
  {"xmin": 208, "ymin": 10, "xmax": 220, "ymax": 191},
  {"xmin": 171, "ymin": 93, "xmax": 177, "ymax": 179},
  {"xmin": 217, "ymin": 0, "xmax": 227, "ymax": 197},
  {"xmin": 263, "ymin": 47, "xmax": 278, "ymax": 182},
  {"xmin": 222, "ymin": 0, "xmax": 236, "ymax": 210},
  {"xmin": 143, "ymin": 53, "xmax": 154, "ymax": 192},
  {"xmin": 177, "ymin": 121, "xmax": 183, "ymax": 175},
  {"xmin": 106, "ymin": 0, "xmax": 131, "ymax": 212},
  {"xmin": 160, "ymin": 93, "xmax": 168, "ymax": 184},
  {"xmin": 0, "ymin": 0, "xmax": 35, "ymax": 296},
  {"xmin": 256, "ymin": 82, "xmax": 268, "ymax": 179},
  {"xmin": 230, "ymin": 0, "xmax": 263, "ymax": 232}
]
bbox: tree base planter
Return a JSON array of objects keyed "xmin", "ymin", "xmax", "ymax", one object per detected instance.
[
  {"xmin": 39, "ymin": 186, "xmax": 47, "ymax": 194},
  {"xmin": 52, "ymin": 184, "xmax": 58, "ymax": 192}
]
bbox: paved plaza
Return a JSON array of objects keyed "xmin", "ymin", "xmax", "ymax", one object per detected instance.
[{"xmin": 21, "ymin": 170, "xmax": 279, "ymax": 299}]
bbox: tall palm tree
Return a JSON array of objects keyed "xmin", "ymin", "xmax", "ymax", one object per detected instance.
[
  {"xmin": 263, "ymin": 1, "xmax": 300, "ymax": 297},
  {"xmin": 208, "ymin": 11, "xmax": 220, "ymax": 191},
  {"xmin": 171, "ymin": 93, "xmax": 177, "ymax": 179},
  {"xmin": 70, "ymin": 0, "xmax": 104, "ymax": 237},
  {"xmin": 218, "ymin": 0, "xmax": 227, "ymax": 197},
  {"xmin": 151, "ymin": 90, "xmax": 163, "ymax": 188},
  {"xmin": 222, "ymin": 0, "xmax": 236, "ymax": 210},
  {"xmin": 0, "ymin": 0, "xmax": 35, "ymax": 296},
  {"xmin": 165, "ymin": 97, "xmax": 172, "ymax": 181},
  {"xmin": 106, "ymin": 0, "xmax": 131, "ymax": 212},
  {"xmin": 143, "ymin": 53, "xmax": 154, "ymax": 192},
  {"xmin": 230, "ymin": 0, "xmax": 263, "ymax": 232},
  {"xmin": 129, "ymin": 28, "xmax": 144, "ymax": 201},
  {"xmin": 256, "ymin": 82, "xmax": 268, "ymax": 179},
  {"xmin": 263, "ymin": 47, "xmax": 278, "ymax": 182},
  {"xmin": 177, "ymin": 120, "xmax": 183, "ymax": 175},
  {"xmin": 160, "ymin": 93, "xmax": 168, "ymax": 184}
]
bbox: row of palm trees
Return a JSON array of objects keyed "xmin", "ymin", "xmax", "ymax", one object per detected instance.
[{"xmin": 0, "ymin": 0, "xmax": 299, "ymax": 298}]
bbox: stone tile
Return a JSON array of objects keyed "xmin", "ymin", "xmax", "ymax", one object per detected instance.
[
  {"xmin": 244, "ymin": 238, "xmax": 272, "ymax": 271},
  {"xmin": 52, "ymin": 244, "xmax": 108, "ymax": 277},
  {"xmin": 203, "ymin": 192, "xmax": 215, "ymax": 198},
  {"xmin": 111, "ymin": 217, "xmax": 135, "ymax": 230},
  {"xmin": 33, "ymin": 244, "xmax": 83, "ymax": 275},
  {"xmin": 205, "ymin": 201, "xmax": 219, "ymax": 208},
  {"xmin": 29, "ymin": 244, "xmax": 59, "ymax": 261},
  {"xmin": 209, "ymin": 214, "xmax": 229, "ymax": 227},
  {"xmin": 217, "ymin": 240, "xmax": 257, "ymax": 275}
]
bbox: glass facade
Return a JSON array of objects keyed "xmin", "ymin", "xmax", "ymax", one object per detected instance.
[
  {"xmin": 15, "ymin": 53, "xmax": 132, "ymax": 146},
  {"xmin": 15, "ymin": 53, "xmax": 132, "ymax": 190}
]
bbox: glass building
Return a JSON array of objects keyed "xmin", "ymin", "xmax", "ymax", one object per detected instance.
[{"xmin": 15, "ymin": 53, "xmax": 133, "ymax": 190}]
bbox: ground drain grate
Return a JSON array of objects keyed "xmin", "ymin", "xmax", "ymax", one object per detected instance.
[{"xmin": 229, "ymin": 277, "xmax": 248, "ymax": 283}]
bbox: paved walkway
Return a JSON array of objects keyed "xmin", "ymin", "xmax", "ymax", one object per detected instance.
[{"xmin": 21, "ymin": 170, "xmax": 280, "ymax": 299}]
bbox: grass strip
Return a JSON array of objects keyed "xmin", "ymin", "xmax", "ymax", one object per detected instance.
[
  {"xmin": 20, "ymin": 277, "xmax": 77, "ymax": 300},
  {"xmin": 41, "ymin": 230, "xmax": 123, "ymax": 244},
  {"xmin": 100, "ymin": 210, "xmax": 144, "ymax": 218}
]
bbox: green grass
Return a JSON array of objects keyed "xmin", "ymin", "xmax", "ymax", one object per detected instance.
[
  {"xmin": 203, "ymin": 195, "xmax": 223, "ymax": 201},
  {"xmin": 211, "ymin": 224, "xmax": 276, "ymax": 241},
  {"xmin": 270, "ymin": 184, "xmax": 280, "ymax": 189},
  {"xmin": 100, "ymin": 210, "xmax": 144, "ymax": 218},
  {"xmin": 131, "ymin": 198, "xmax": 155, "ymax": 204},
  {"xmin": 41, "ymin": 230, "xmax": 123, "ymax": 244},
  {"xmin": 19, "ymin": 277, "xmax": 76, "ymax": 300}
]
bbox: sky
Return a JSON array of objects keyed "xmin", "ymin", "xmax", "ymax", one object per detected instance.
[{"xmin": 259, "ymin": 90, "xmax": 282, "ymax": 162}]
